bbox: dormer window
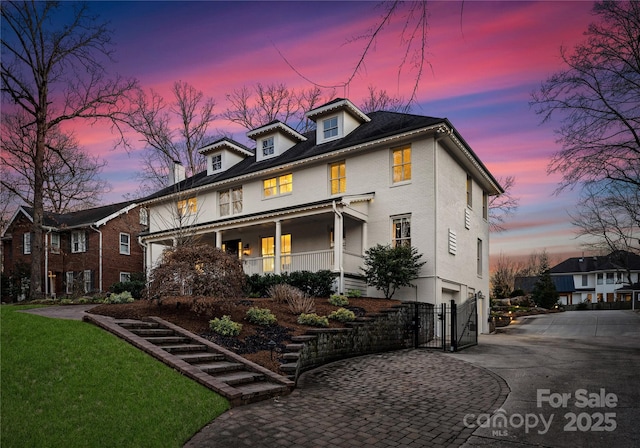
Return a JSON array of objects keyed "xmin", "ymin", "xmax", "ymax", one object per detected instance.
[
  {"xmin": 211, "ymin": 154, "xmax": 222, "ymax": 172},
  {"xmin": 262, "ymin": 137, "xmax": 275, "ymax": 157},
  {"xmin": 323, "ymin": 117, "xmax": 338, "ymax": 139}
]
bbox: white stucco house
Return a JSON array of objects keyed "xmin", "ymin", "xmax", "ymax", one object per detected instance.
[{"xmin": 139, "ymin": 99, "xmax": 503, "ymax": 333}]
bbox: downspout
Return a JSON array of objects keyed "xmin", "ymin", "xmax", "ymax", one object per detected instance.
[
  {"xmin": 138, "ymin": 235, "xmax": 148, "ymax": 278},
  {"xmin": 44, "ymin": 228, "xmax": 51, "ymax": 297},
  {"xmin": 433, "ymin": 128, "xmax": 450, "ymax": 306},
  {"xmin": 332, "ymin": 200, "xmax": 344, "ymax": 293},
  {"xmin": 90, "ymin": 225, "xmax": 103, "ymax": 292}
]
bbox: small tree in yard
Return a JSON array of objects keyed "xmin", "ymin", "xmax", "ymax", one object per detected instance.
[
  {"xmin": 362, "ymin": 244, "xmax": 426, "ymax": 300},
  {"xmin": 531, "ymin": 255, "xmax": 559, "ymax": 309},
  {"xmin": 147, "ymin": 245, "xmax": 245, "ymax": 302}
]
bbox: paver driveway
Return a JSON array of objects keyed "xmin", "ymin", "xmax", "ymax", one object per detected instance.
[{"xmin": 185, "ymin": 349, "xmax": 508, "ymax": 448}]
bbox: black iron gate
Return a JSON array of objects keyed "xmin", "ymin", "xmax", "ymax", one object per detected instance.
[{"xmin": 412, "ymin": 296, "xmax": 478, "ymax": 351}]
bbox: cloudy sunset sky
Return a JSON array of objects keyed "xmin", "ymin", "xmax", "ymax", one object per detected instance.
[{"xmin": 54, "ymin": 1, "xmax": 598, "ymax": 264}]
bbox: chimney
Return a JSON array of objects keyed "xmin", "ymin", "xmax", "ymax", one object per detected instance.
[{"xmin": 169, "ymin": 160, "xmax": 186, "ymax": 185}]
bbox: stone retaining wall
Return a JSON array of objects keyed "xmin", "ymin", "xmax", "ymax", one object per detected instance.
[{"xmin": 293, "ymin": 304, "xmax": 422, "ymax": 380}]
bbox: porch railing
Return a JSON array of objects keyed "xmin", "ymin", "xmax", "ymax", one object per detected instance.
[{"xmin": 242, "ymin": 249, "xmax": 363, "ymax": 276}]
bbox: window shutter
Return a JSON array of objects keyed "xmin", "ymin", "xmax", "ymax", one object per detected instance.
[{"xmin": 84, "ymin": 231, "xmax": 89, "ymax": 252}]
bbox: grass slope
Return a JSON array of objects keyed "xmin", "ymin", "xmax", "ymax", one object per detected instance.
[{"xmin": 1, "ymin": 306, "xmax": 229, "ymax": 448}]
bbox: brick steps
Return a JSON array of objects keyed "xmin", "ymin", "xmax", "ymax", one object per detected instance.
[{"xmin": 84, "ymin": 314, "xmax": 294, "ymax": 407}]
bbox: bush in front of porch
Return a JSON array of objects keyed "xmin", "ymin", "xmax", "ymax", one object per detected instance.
[{"xmin": 245, "ymin": 270, "xmax": 335, "ymax": 298}]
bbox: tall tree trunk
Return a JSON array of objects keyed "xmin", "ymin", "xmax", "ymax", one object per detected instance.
[{"xmin": 30, "ymin": 115, "xmax": 46, "ymax": 299}]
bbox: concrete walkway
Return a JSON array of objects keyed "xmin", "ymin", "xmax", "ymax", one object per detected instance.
[{"xmin": 19, "ymin": 304, "xmax": 100, "ymax": 320}]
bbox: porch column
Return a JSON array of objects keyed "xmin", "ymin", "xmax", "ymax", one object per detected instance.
[
  {"xmin": 274, "ymin": 220, "xmax": 282, "ymax": 275},
  {"xmin": 215, "ymin": 231, "xmax": 222, "ymax": 249},
  {"xmin": 333, "ymin": 206, "xmax": 344, "ymax": 292},
  {"xmin": 361, "ymin": 221, "xmax": 368, "ymax": 256}
]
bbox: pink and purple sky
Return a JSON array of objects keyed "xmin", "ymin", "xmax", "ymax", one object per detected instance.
[{"xmin": 64, "ymin": 1, "xmax": 598, "ymax": 266}]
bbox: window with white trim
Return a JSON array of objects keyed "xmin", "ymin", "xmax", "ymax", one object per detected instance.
[
  {"xmin": 466, "ymin": 175, "xmax": 473, "ymax": 208},
  {"xmin": 83, "ymin": 270, "xmax": 92, "ymax": 293},
  {"xmin": 120, "ymin": 272, "xmax": 131, "ymax": 283},
  {"xmin": 477, "ymin": 239, "xmax": 483, "ymax": 276},
  {"xmin": 482, "ymin": 192, "xmax": 488, "ymax": 220},
  {"xmin": 323, "ymin": 116, "xmax": 338, "ymax": 139},
  {"xmin": 139, "ymin": 208, "xmax": 148, "ymax": 226},
  {"xmin": 263, "ymin": 174, "xmax": 292, "ymax": 198},
  {"xmin": 51, "ymin": 233, "xmax": 60, "ymax": 254},
  {"xmin": 219, "ymin": 187, "xmax": 243, "ymax": 216},
  {"xmin": 262, "ymin": 137, "xmax": 275, "ymax": 157},
  {"xmin": 392, "ymin": 215, "xmax": 411, "ymax": 247},
  {"xmin": 71, "ymin": 231, "xmax": 86, "ymax": 253},
  {"xmin": 261, "ymin": 234, "xmax": 292, "ymax": 273},
  {"xmin": 330, "ymin": 161, "xmax": 346, "ymax": 194},
  {"xmin": 120, "ymin": 233, "xmax": 130, "ymax": 255},
  {"xmin": 23, "ymin": 233, "xmax": 31, "ymax": 254},
  {"xmin": 66, "ymin": 271, "xmax": 74, "ymax": 294},
  {"xmin": 392, "ymin": 146, "xmax": 411, "ymax": 183},
  {"xmin": 211, "ymin": 153, "xmax": 222, "ymax": 171},
  {"xmin": 177, "ymin": 197, "xmax": 197, "ymax": 216}
]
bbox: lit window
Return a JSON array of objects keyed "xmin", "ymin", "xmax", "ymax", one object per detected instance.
[
  {"xmin": 120, "ymin": 233, "xmax": 130, "ymax": 255},
  {"xmin": 392, "ymin": 216, "xmax": 411, "ymax": 247},
  {"xmin": 23, "ymin": 233, "xmax": 31, "ymax": 254},
  {"xmin": 177, "ymin": 197, "xmax": 197, "ymax": 216},
  {"xmin": 212, "ymin": 154, "xmax": 222, "ymax": 171},
  {"xmin": 219, "ymin": 187, "xmax": 242, "ymax": 216},
  {"xmin": 323, "ymin": 116, "xmax": 338, "ymax": 139},
  {"xmin": 71, "ymin": 231, "xmax": 86, "ymax": 253},
  {"xmin": 263, "ymin": 174, "xmax": 292, "ymax": 197},
  {"xmin": 262, "ymin": 137, "xmax": 275, "ymax": 157},
  {"xmin": 330, "ymin": 161, "xmax": 346, "ymax": 194},
  {"xmin": 261, "ymin": 234, "xmax": 292, "ymax": 273},
  {"xmin": 50, "ymin": 233, "xmax": 60, "ymax": 254},
  {"xmin": 392, "ymin": 147, "xmax": 411, "ymax": 183},
  {"xmin": 467, "ymin": 175, "xmax": 473, "ymax": 207}
]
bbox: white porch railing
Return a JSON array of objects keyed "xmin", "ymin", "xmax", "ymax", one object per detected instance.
[{"xmin": 242, "ymin": 249, "xmax": 363, "ymax": 276}]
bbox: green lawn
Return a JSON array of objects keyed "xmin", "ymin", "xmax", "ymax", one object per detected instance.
[{"xmin": 1, "ymin": 305, "xmax": 229, "ymax": 448}]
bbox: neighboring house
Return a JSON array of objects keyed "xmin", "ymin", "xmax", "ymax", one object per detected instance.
[
  {"xmin": 1, "ymin": 201, "xmax": 147, "ymax": 300},
  {"xmin": 514, "ymin": 275, "xmax": 575, "ymax": 305},
  {"xmin": 140, "ymin": 98, "xmax": 503, "ymax": 333},
  {"xmin": 548, "ymin": 251, "xmax": 640, "ymax": 305}
]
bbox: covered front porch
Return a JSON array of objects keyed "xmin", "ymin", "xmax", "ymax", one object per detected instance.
[{"xmin": 142, "ymin": 195, "xmax": 374, "ymax": 292}]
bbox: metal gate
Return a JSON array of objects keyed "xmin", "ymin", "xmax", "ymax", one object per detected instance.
[{"xmin": 412, "ymin": 296, "xmax": 478, "ymax": 351}]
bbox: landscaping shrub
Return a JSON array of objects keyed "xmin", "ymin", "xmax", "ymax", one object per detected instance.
[
  {"xmin": 328, "ymin": 308, "xmax": 356, "ymax": 322},
  {"xmin": 362, "ymin": 244, "xmax": 426, "ymax": 299},
  {"xmin": 209, "ymin": 315, "xmax": 242, "ymax": 336},
  {"xmin": 346, "ymin": 289, "xmax": 362, "ymax": 298},
  {"xmin": 103, "ymin": 291, "xmax": 134, "ymax": 304},
  {"xmin": 246, "ymin": 307, "xmax": 277, "ymax": 325},
  {"xmin": 268, "ymin": 283, "xmax": 304, "ymax": 304},
  {"xmin": 245, "ymin": 270, "xmax": 335, "ymax": 298},
  {"xmin": 328, "ymin": 294, "xmax": 349, "ymax": 307},
  {"xmin": 147, "ymin": 245, "xmax": 245, "ymax": 303},
  {"xmin": 297, "ymin": 313, "xmax": 329, "ymax": 327},
  {"xmin": 109, "ymin": 275, "xmax": 145, "ymax": 299}
]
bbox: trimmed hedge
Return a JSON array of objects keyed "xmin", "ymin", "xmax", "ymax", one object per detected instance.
[{"xmin": 245, "ymin": 270, "xmax": 335, "ymax": 298}]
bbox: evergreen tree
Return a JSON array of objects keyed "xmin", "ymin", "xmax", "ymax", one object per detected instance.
[
  {"xmin": 361, "ymin": 244, "xmax": 426, "ymax": 300},
  {"xmin": 531, "ymin": 254, "xmax": 559, "ymax": 309}
]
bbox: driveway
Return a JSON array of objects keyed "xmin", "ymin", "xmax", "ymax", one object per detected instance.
[{"xmin": 452, "ymin": 310, "xmax": 640, "ymax": 448}]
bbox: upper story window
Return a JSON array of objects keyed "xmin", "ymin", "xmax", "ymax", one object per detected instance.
[
  {"xmin": 177, "ymin": 197, "xmax": 197, "ymax": 216},
  {"xmin": 139, "ymin": 208, "xmax": 148, "ymax": 226},
  {"xmin": 71, "ymin": 231, "xmax": 87, "ymax": 253},
  {"xmin": 263, "ymin": 174, "xmax": 292, "ymax": 198},
  {"xmin": 467, "ymin": 175, "xmax": 473, "ymax": 208},
  {"xmin": 23, "ymin": 233, "xmax": 31, "ymax": 254},
  {"xmin": 120, "ymin": 233, "xmax": 130, "ymax": 255},
  {"xmin": 211, "ymin": 154, "xmax": 222, "ymax": 171},
  {"xmin": 606, "ymin": 273, "xmax": 614, "ymax": 284},
  {"xmin": 219, "ymin": 187, "xmax": 243, "ymax": 216},
  {"xmin": 262, "ymin": 137, "xmax": 275, "ymax": 157},
  {"xmin": 392, "ymin": 215, "xmax": 411, "ymax": 247},
  {"xmin": 482, "ymin": 192, "xmax": 488, "ymax": 220},
  {"xmin": 477, "ymin": 239, "xmax": 483, "ymax": 277},
  {"xmin": 597, "ymin": 273, "xmax": 603, "ymax": 285},
  {"xmin": 392, "ymin": 146, "xmax": 411, "ymax": 183},
  {"xmin": 330, "ymin": 161, "xmax": 346, "ymax": 194},
  {"xmin": 323, "ymin": 116, "xmax": 338, "ymax": 139},
  {"xmin": 50, "ymin": 233, "xmax": 60, "ymax": 254},
  {"xmin": 582, "ymin": 274, "xmax": 588, "ymax": 287}
]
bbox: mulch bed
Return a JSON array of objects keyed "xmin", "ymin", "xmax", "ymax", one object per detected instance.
[{"xmin": 88, "ymin": 296, "xmax": 400, "ymax": 375}]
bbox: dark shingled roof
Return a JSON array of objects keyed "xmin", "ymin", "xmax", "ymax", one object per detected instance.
[
  {"xmin": 550, "ymin": 251, "xmax": 640, "ymax": 274},
  {"xmin": 515, "ymin": 275, "xmax": 575, "ymax": 293},
  {"xmin": 21, "ymin": 200, "xmax": 136, "ymax": 228},
  {"xmin": 143, "ymin": 110, "xmax": 499, "ymax": 202}
]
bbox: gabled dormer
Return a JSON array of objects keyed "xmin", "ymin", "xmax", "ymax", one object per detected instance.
[
  {"xmin": 247, "ymin": 120, "xmax": 307, "ymax": 163},
  {"xmin": 305, "ymin": 98, "xmax": 370, "ymax": 145},
  {"xmin": 198, "ymin": 138, "xmax": 253, "ymax": 176}
]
